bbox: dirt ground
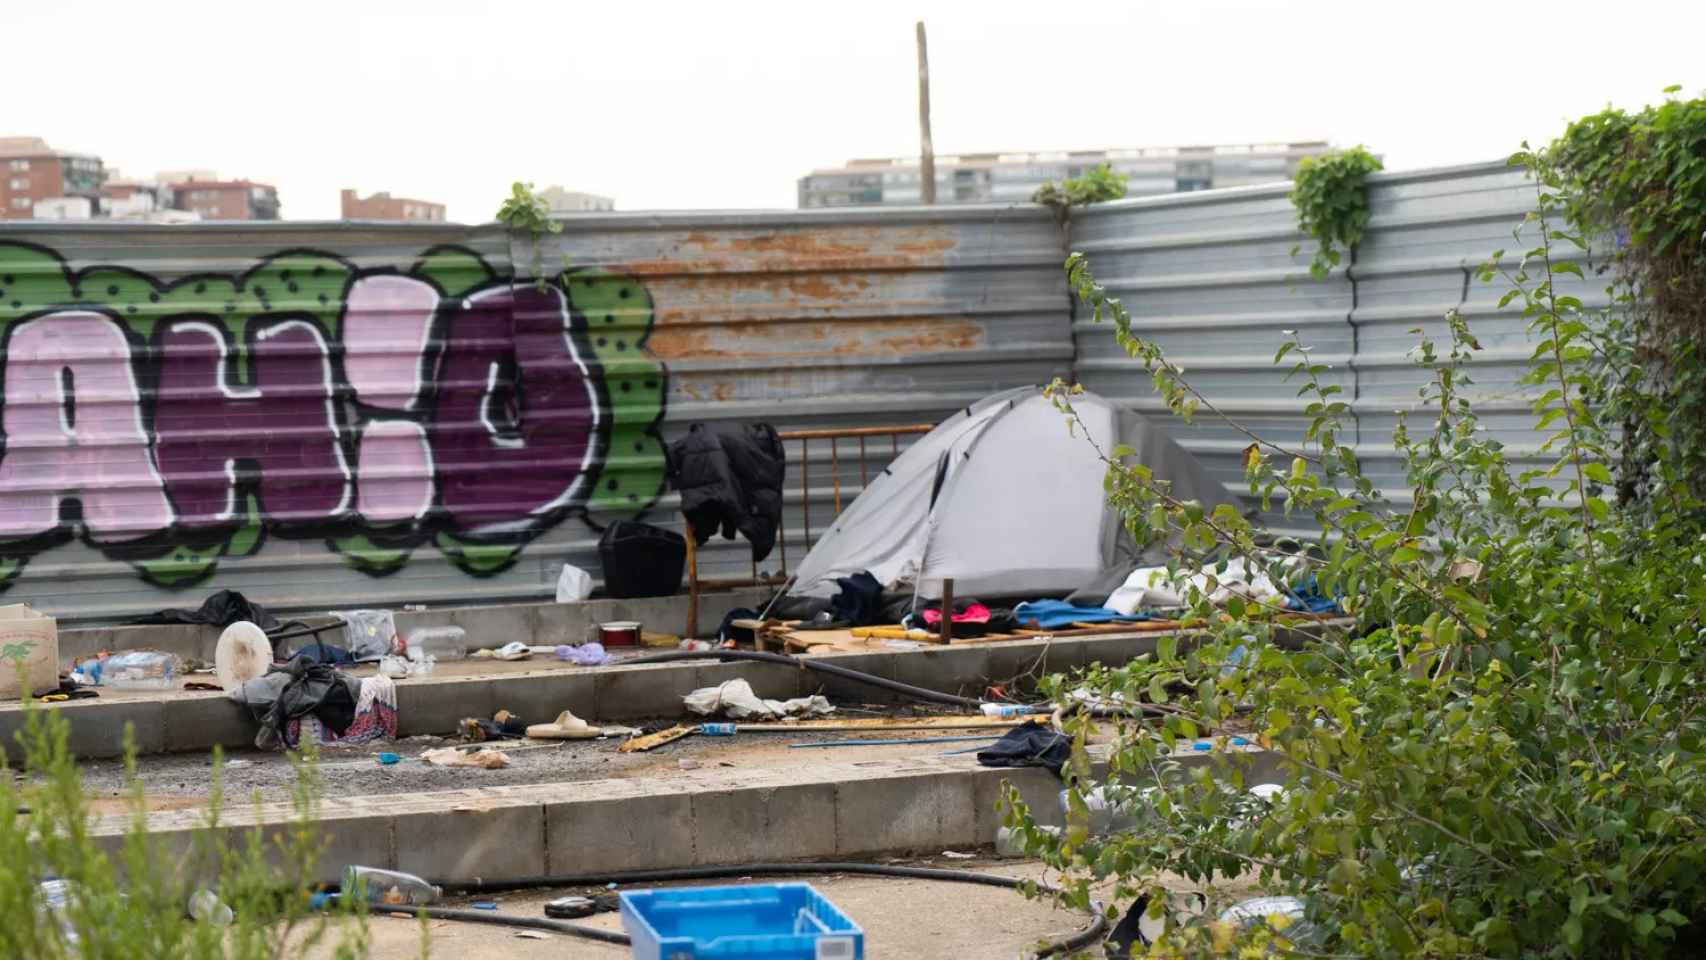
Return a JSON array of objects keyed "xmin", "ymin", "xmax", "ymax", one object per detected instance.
[{"xmin": 295, "ymin": 858, "xmax": 1106, "ymax": 960}]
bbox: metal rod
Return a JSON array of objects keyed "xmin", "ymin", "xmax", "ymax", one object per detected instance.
[
  {"xmin": 859, "ymin": 436, "xmax": 868, "ymax": 486},
  {"xmin": 789, "ymin": 734, "xmax": 1001, "ymax": 749},
  {"xmin": 777, "ymin": 425, "xmax": 932, "ymax": 441},
  {"xmin": 941, "ymin": 576, "xmax": 955, "ymax": 643},
  {"xmin": 800, "ymin": 437, "xmax": 810, "ymax": 552},
  {"xmin": 684, "ymin": 518, "xmax": 700, "ymax": 639},
  {"xmin": 831, "ymin": 437, "xmax": 842, "ymax": 514}
]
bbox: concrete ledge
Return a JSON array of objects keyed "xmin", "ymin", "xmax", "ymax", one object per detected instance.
[
  {"xmin": 11, "ymin": 623, "xmax": 1345, "ymax": 761},
  {"xmin": 56, "ymin": 589, "xmax": 768, "ymax": 667},
  {"xmin": 91, "ymin": 750, "xmax": 1285, "ymax": 885}
]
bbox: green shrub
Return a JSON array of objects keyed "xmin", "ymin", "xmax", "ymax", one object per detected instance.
[
  {"xmin": 0, "ymin": 705, "xmax": 376, "ymax": 959},
  {"xmin": 1007, "ymin": 142, "xmax": 1706, "ymax": 956},
  {"xmin": 1289, "ymin": 146, "xmax": 1383, "ymax": 281},
  {"xmin": 1034, "ymin": 163, "xmax": 1129, "ymax": 222}
]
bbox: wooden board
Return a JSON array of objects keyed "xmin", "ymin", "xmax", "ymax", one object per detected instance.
[{"xmin": 617, "ymin": 724, "xmax": 696, "ymax": 753}]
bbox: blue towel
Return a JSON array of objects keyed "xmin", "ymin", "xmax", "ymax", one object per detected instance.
[
  {"xmin": 1281, "ymin": 574, "xmax": 1341, "ymax": 614},
  {"xmin": 1013, "ymin": 600, "xmax": 1149, "ymax": 630}
]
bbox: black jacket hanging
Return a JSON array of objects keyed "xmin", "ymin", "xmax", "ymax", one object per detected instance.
[{"xmin": 668, "ymin": 423, "xmax": 785, "ymax": 562}]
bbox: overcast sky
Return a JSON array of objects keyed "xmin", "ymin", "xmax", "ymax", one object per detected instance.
[{"xmin": 7, "ymin": 0, "xmax": 1702, "ymax": 222}]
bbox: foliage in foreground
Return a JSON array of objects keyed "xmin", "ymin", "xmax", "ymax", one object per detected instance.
[
  {"xmin": 1004, "ymin": 136, "xmax": 1706, "ymax": 955},
  {"xmin": 0, "ymin": 707, "xmax": 373, "ymax": 959}
]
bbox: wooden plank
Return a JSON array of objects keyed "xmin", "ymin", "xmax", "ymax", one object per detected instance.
[{"xmin": 617, "ymin": 724, "xmax": 696, "ymax": 753}]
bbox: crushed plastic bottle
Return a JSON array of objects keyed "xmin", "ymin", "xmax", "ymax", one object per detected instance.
[
  {"xmin": 188, "ymin": 889, "xmax": 233, "ymax": 926},
  {"xmin": 1060, "ymin": 785, "xmax": 1158, "ymax": 836},
  {"xmin": 1218, "ymin": 896, "xmax": 1324, "ymax": 947},
  {"xmin": 38, "ymin": 879, "xmax": 78, "ymax": 944},
  {"xmin": 343, "ymin": 866, "xmax": 440, "ymax": 906}
]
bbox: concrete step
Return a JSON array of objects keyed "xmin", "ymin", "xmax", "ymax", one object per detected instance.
[
  {"xmin": 89, "ymin": 748, "xmax": 1285, "ymax": 886},
  {"xmin": 5, "ymin": 629, "xmax": 1202, "ymax": 760}
]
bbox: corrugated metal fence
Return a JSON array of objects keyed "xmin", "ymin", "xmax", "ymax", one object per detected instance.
[
  {"xmin": 1072, "ymin": 160, "xmax": 1583, "ymax": 533},
  {"xmin": 0, "ymin": 161, "xmax": 1567, "ymax": 620}
]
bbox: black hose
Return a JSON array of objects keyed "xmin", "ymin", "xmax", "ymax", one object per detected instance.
[
  {"xmin": 429, "ymin": 861, "xmax": 1108, "ymax": 957},
  {"xmin": 368, "ymin": 904, "xmax": 627, "ymax": 944},
  {"xmin": 620, "ymin": 648, "xmax": 990, "ymax": 709}
]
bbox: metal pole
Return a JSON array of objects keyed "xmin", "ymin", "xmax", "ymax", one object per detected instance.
[
  {"xmin": 684, "ymin": 518, "xmax": 700, "ymax": 639},
  {"xmin": 917, "ymin": 21, "xmax": 936, "ymax": 206},
  {"xmin": 940, "ymin": 576, "xmax": 955, "ymax": 643},
  {"xmin": 801, "ymin": 438, "xmax": 811, "ymax": 552},
  {"xmin": 831, "ymin": 437, "xmax": 842, "ymax": 515}
]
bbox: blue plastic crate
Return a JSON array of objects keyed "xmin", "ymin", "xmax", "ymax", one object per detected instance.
[{"xmin": 619, "ymin": 883, "xmax": 864, "ymax": 960}]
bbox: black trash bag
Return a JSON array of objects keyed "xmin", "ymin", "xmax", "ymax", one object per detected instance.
[
  {"xmin": 598, "ymin": 521, "xmax": 687, "ymax": 599},
  {"xmin": 130, "ymin": 589, "xmax": 282, "ymax": 631},
  {"xmin": 976, "ymin": 722, "xmax": 1072, "ymax": 776}
]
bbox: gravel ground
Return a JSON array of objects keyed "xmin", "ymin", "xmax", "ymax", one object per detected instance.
[{"xmin": 75, "ymin": 710, "xmax": 1007, "ymax": 814}]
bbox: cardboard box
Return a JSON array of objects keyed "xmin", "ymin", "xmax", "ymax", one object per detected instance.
[{"xmin": 0, "ymin": 604, "xmax": 59, "ymax": 699}]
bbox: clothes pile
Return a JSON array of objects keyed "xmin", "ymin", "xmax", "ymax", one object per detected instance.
[{"xmin": 229, "ymin": 656, "xmax": 397, "ymax": 750}]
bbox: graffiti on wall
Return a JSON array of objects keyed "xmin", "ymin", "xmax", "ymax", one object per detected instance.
[{"xmin": 0, "ymin": 241, "xmax": 667, "ymax": 589}]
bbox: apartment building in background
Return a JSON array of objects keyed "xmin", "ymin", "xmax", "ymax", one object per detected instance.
[
  {"xmin": 797, "ymin": 141, "xmax": 1338, "ymax": 208},
  {"xmin": 0, "ymin": 137, "xmax": 105, "ymax": 219},
  {"xmin": 166, "ymin": 177, "xmax": 280, "ymax": 220},
  {"xmin": 539, "ymin": 186, "xmax": 615, "ymax": 213},
  {"xmin": 341, "ymin": 188, "xmax": 446, "ymax": 221}
]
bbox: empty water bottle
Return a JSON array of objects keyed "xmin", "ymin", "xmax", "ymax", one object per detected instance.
[
  {"xmin": 980, "ymin": 703, "xmax": 1046, "ymax": 719},
  {"xmin": 1060, "ymin": 785, "xmax": 1156, "ymax": 836},
  {"xmin": 343, "ymin": 866, "xmax": 440, "ymax": 906},
  {"xmin": 102, "ymin": 651, "xmax": 182, "ymax": 690},
  {"xmin": 38, "ymin": 879, "xmax": 78, "ymax": 943},
  {"xmin": 405, "ymin": 626, "xmax": 467, "ymax": 661}
]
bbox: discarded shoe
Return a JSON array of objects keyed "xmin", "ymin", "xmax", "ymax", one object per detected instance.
[{"xmin": 525, "ymin": 709, "xmax": 603, "ymax": 740}]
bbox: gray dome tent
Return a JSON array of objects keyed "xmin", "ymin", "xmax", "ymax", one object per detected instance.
[{"xmin": 788, "ymin": 386, "xmax": 1242, "ymax": 602}]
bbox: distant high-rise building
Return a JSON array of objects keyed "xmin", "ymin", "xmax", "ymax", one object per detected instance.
[
  {"xmin": 163, "ymin": 175, "xmax": 280, "ymax": 220},
  {"xmin": 0, "ymin": 136, "xmax": 106, "ymax": 220},
  {"xmin": 341, "ymin": 188, "xmax": 446, "ymax": 222},
  {"xmin": 538, "ymin": 186, "xmax": 614, "ymax": 213},
  {"xmin": 797, "ymin": 141, "xmax": 1339, "ymax": 208}
]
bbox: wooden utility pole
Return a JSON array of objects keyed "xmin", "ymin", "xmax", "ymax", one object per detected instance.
[{"xmin": 916, "ymin": 21, "xmax": 936, "ymax": 205}]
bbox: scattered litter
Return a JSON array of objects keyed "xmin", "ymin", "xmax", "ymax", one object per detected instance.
[
  {"xmin": 678, "ymin": 638, "xmax": 714, "ymax": 651},
  {"xmin": 599, "ymin": 724, "xmax": 642, "ymax": 738},
  {"xmin": 699, "ymin": 722, "xmax": 737, "ymax": 736},
  {"xmin": 184, "ymin": 681, "xmax": 223, "ymax": 692},
  {"xmin": 556, "ymin": 563, "xmax": 593, "ymax": 603},
  {"xmin": 514, "ymin": 930, "xmax": 550, "ymax": 940},
  {"xmin": 421, "ymin": 747, "xmax": 510, "ymax": 769},
  {"xmin": 555, "ymin": 642, "xmax": 613, "ymax": 666},
  {"xmin": 223, "ymin": 759, "xmax": 251, "ymax": 768},
  {"xmin": 596, "ymin": 620, "xmax": 642, "ymax": 647},
  {"xmin": 882, "ymin": 640, "xmax": 925, "ymax": 650},
  {"xmin": 717, "ymin": 760, "xmax": 736, "ymax": 767},
  {"xmin": 940, "ymin": 851, "xmax": 975, "ymax": 860},
  {"xmin": 407, "ymin": 625, "xmax": 467, "ymax": 661},
  {"xmin": 379, "ymin": 654, "xmax": 433, "ymax": 678},
  {"xmin": 524, "ymin": 710, "xmax": 602, "ymax": 740},
  {"xmin": 605, "ymin": 882, "xmax": 618, "ymax": 890},
  {"xmin": 683, "ymin": 678, "xmax": 834, "ymax": 721},
  {"xmin": 376, "ymin": 753, "xmax": 400, "ymax": 765},
  {"xmin": 977, "ymin": 724, "xmax": 1071, "ymax": 776},
  {"xmin": 215, "ymin": 622, "xmax": 271, "ymax": 691},
  {"xmin": 345, "ymin": 866, "xmax": 440, "ymax": 906},
  {"xmin": 188, "ymin": 888, "xmax": 233, "ymax": 926},
  {"xmin": 462, "ymin": 711, "xmax": 528, "ymax": 741},
  {"xmin": 471, "ymin": 641, "xmax": 531, "ymax": 661},
  {"xmin": 332, "ymin": 609, "xmax": 402, "ymax": 660},
  {"xmin": 472, "ymin": 902, "xmax": 498, "ymax": 911},
  {"xmin": 544, "ymin": 896, "xmax": 598, "ymax": 919},
  {"xmin": 678, "ymin": 759, "xmax": 702, "ymax": 770}
]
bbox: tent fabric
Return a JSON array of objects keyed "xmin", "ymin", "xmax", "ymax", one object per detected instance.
[{"xmin": 787, "ymin": 386, "xmax": 1242, "ymax": 603}]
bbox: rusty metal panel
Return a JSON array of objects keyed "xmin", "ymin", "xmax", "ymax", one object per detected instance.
[{"xmin": 524, "ymin": 205, "xmax": 1072, "ymax": 583}]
